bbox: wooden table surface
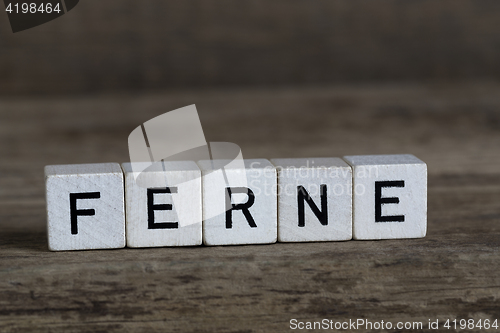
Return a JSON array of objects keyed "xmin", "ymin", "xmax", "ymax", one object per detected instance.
[{"xmin": 0, "ymin": 83, "xmax": 499, "ymax": 332}]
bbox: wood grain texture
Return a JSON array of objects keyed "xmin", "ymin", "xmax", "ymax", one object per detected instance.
[
  {"xmin": 2, "ymin": 1, "xmax": 500, "ymax": 95},
  {"xmin": 0, "ymin": 83, "xmax": 499, "ymax": 332}
]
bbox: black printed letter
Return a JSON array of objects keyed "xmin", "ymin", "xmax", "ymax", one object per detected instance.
[
  {"xmin": 375, "ymin": 181, "xmax": 405, "ymax": 222},
  {"xmin": 70, "ymin": 192, "xmax": 100, "ymax": 235},
  {"xmin": 297, "ymin": 185, "xmax": 328, "ymax": 227},
  {"xmin": 147, "ymin": 187, "xmax": 178, "ymax": 229},
  {"xmin": 225, "ymin": 187, "xmax": 256, "ymax": 229}
]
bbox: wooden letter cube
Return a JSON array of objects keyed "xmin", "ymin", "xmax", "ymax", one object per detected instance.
[
  {"xmin": 45, "ymin": 163, "xmax": 126, "ymax": 251},
  {"xmin": 122, "ymin": 161, "xmax": 202, "ymax": 247},
  {"xmin": 198, "ymin": 159, "xmax": 277, "ymax": 246},
  {"xmin": 271, "ymin": 158, "xmax": 352, "ymax": 242},
  {"xmin": 343, "ymin": 154, "xmax": 427, "ymax": 240}
]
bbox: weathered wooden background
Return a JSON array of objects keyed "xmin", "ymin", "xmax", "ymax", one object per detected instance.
[
  {"xmin": 0, "ymin": 83, "xmax": 499, "ymax": 332},
  {"xmin": 1, "ymin": 0, "xmax": 500, "ymax": 332},
  {"xmin": 2, "ymin": 0, "xmax": 500, "ymax": 94}
]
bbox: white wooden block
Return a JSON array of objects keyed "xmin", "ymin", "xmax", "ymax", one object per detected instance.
[
  {"xmin": 45, "ymin": 163, "xmax": 126, "ymax": 251},
  {"xmin": 343, "ymin": 154, "xmax": 427, "ymax": 240},
  {"xmin": 198, "ymin": 159, "xmax": 277, "ymax": 246},
  {"xmin": 122, "ymin": 161, "xmax": 202, "ymax": 247},
  {"xmin": 271, "ymin": 158, "xmax": 352, "ymax": 242}
]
